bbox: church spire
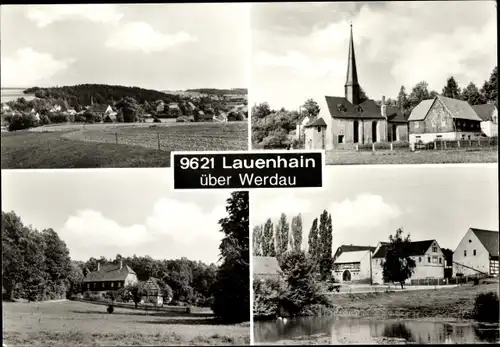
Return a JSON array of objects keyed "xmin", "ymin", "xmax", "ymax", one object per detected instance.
[{"xmin": 345, "ymin": 23, "xmax": 360, "ymax": 105}]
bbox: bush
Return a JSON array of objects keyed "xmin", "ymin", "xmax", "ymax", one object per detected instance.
[
  {"xmin": 48, "ymin": 112, "xmax": 68, "ymax": 124},
  {"xmin": 153, "ymin": 116, "xmax": 161, "ymax": 123},
  {"xmin": 473, "ymin": 292, "xmax": 499, "ymax": 323},
  {"xmin": 8, "ymin": 113, "xmax": 39, "ymax": 131},
  {"xmin": 107, "ymin": 305, "xmax": 114, "ymax": 314},
  {"xmin": 40, "ymin": 114, "xmax": 51, "ymax": 125},
  {"xmin": 253, "ymin": 277, "xmax": 286, "ymax": 319}
]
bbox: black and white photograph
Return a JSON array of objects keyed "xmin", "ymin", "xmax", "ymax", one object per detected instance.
[
  {"xmin": 251, "ymin": 165, "xmax": 499, "ymax": 344},
  {"xmin": 1, "ymin": 4, "xmax": 249, "ymax": 169},
  {"xmin": 1, "ymin": 169, "xmax": 250, "ymax": 346},
  {"xmin": 251, "ymin": 1, "xmax": 498, "ymax": 165}
]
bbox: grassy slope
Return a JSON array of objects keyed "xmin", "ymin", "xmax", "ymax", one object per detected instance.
[
  {"xmin": 1, "ymin": 131, "xmax": 171, "ymax": 169},
  {"xmin": 329, "ymin": 283, "xmax": 499, "ymax": 319},
  {"xmin": 326, "ymin": 148, "xmax": 498, "ymax": 165},
  {"xmin": 3, "ymin": 300, "xmax": 250, "ymax": 346}
]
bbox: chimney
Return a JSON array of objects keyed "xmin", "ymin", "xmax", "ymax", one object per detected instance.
[
  {"xmin": 381, "ymin": 95, "xmax": 387, "ymax": 118},
  {"xmin": 120, "ymin": 259, "xmax": 123, "ymax": 270},
  {"xmin": 97, "ymin": 262, "xmax": 100, "ymax": 271}
]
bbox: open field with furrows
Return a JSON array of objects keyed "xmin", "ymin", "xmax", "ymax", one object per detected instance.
[
  {"xmin": 1, "ymin": 122, "xmax": 248, "ymax": 169},
  {"xmin": 328, "ymin": 283, "xmax": 499, "ymax": 320},
  {"xmin": 3, "ymin": 300, "xmax": 250, "ymax": 346},
  {"xmin": 326, "ymin": 148, "xmax": 498, "ymax": 165}
]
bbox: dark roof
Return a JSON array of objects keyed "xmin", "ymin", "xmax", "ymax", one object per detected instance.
[
  {"xmin": 333, "ymin": 245, "xmax": 376, "ymax": 261},
  {"xmin": 472, "ymin": 104, "xmax": 497, "ymax": 121},
  {"xmin": 470, "ymin": 228, "xmax": 499, "ymax": 257},
  {"xmin": 324, "ymin": 96, "xmax": 385, "ymax": 120},
  {"xmin": 372, "ymin": 240, "xmax": 436, "ymax": 259},
  {"xmin": 386, "ymin": 106, "xmax": 407, "ymax": 123},
  {"xmin": 304, "ymin": 117, "xmax": 327, "ymax": 128},
  {"xmin": 253, "ymin": 256, "xmax": 281, "ymax": 275},
  {"xmin": 83, "ymin": 263, "xmax": 136, "ymax": 282},
  {"xmin": 409, "ymin": 96, "xmax": 482, "ymax": 122}
]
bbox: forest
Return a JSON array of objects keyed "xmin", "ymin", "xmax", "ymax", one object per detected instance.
[
  {"xmin": 186, "ymin": 88, "xmax": 248, "ymax": 95},
  {"xmin": 252, "ymin": 66, "xmax": 498, "ymax": 148}
]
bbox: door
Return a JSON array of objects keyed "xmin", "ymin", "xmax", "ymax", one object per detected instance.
[
  {"xmin": 372, "ymin": 121, "xmax": 378, "ymax": 143},
  {"xmin": 342, "ymin": 270, "xmax": 351, "ymax": 282}
]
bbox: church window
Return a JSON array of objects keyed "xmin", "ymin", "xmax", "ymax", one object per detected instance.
[
  {"xmin": 87, "ymin": 284, "xmax": 90, "ymax": 289},
  {"xmin": 338, "ymin": 135, "xmax": 344, "ymax": 144}
]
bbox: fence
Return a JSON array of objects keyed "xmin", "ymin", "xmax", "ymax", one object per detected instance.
[
  {"xmin": 73, "ymin": 298, "xmax": 190, "ymax": 313},
  {"xmin": 413, "ymin": 137, "xmax": 498, "ymax": 151},
  {"xmin": 355, "ymin": 141, "xmax": 411, "ymax": 152}
]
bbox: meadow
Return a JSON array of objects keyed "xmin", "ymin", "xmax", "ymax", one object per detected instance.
[
  {"xmin": 1, "ymin": 121, "xmax": 248, "ymax": 169},
  {"xmin": 325, "ymin": 147, "xmax": 498, "ymax": 165},
  {"xmin": 3, "ymin": 300, "xmax": 250, "ymax": 346}
]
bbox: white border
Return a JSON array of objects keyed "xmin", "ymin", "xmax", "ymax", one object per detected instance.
[{"xmin": 170, "ymin": 149, "xmax": 327, "ymax": 192}]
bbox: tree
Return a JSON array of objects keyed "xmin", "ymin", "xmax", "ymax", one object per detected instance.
[
  {"xmin": 397, "ymin": 86, "xmax": 410, "ymax": 114},
  {"xmin": 262, "ymin": 219, "xmax": 275, "ymax": 257},
  {"xmin": 252, "ymin": 225, "xmax": 263, "ymax": 256},
  {"xmin": 381, "ymin": 228, "xmax": 417, "ymax": 289},
  {"xmin": 126, "ymin": 282, "xmax": 145, "ymax": 308},
  {"xmin": 290, "ymin": 214, "xmax": 303, "ymax": 252},
  {"xmin": 274, "ymin": 223, "xmax": 282, "ymax": 257},
  {"xmin": 319, "ymin": 212, "xmax": 333, "ymax": 281},
  {"xmin": 252, "ymin": 102, "xmax": 272, "ymax": 119},
  {"xmin": 115, "ymin": 96, "xmax": 139, "ymax": 122},
  {"xmin": 277, "ymin": 213, "xmax": 289, "ymax": 257},
  {"xmin": 481, "ymin": 66, "xmax": 498, "ymax": 106},
  {"xmin": 359, "ymin": 86, "xmax": 369, "ymax": 103},
  {"xmin": 212, "ymin": 192, "xmax": 249, "ymax": 323},
  {"xmin": 442, "ymin": 76, "xmax": 461, "ymax": 99},
  {"xmin": 307, "ymin": 218, "xmax": 319, "ymax": 260},
  {"xmin": 408, "ymin": 81, "xmax": 431, "ymax": 109},
  {"xmin": 301, "ymin": 99, "xmax": 320, "ymax": 119},
  {"xmin": 461, "ymin": 82, "xmax": 486, "ymax": 105}
]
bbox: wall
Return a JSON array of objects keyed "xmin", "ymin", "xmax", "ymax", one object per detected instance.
[
  {"xmin": 125, "ymin": 273, "xmax": 138, "ymax": 286},
  {"xmin": 453, "ymin": 229, "xmax": 491, "ymax": 277},
  {"xmin": 409, "ymin": 131, "xmax": 482, "ymax": 145},
  {"xmin": 84, "ymin": 280, "xmax": 125, "ymax": 291},
  {"xmin": 409, "ymin": 99, "xmax": 455, "ymax": 135},
  {"xmin": 388, "ymin": 123, "xmax": 409, "ymax": 142},
  {"xmin": 332, "ymin": 252, "xmax": 372, "ymax": 283},
  {"xmin": 304, "ymin": 126, "xmax": 326, "ymax": 150},
  {"xmin": 328, "ymin": 118, "xmax": 387, "ymax": 147},
  {"xmin": 481, "ymin": 121, "xmax": 498, "ymax": 137}
]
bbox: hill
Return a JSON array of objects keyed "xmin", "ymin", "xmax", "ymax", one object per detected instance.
[{"xmin": 185, "ymin": 88, "xmax": 248, "ymax": 95}]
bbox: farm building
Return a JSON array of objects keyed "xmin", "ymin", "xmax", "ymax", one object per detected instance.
[
  {"xmin": 371, "ymin": 240, "xmax": 445, "ymax": 284},
  {"xmin": 452, "ymin": 228, "xmax": 499, "ymax": 278},
  {"xmin": 253, "ymin": 256, "xmax": 281, "ymax": 281},
  {"xmin": 333, "ymin": 249, "xmax": 373, "ymax": 284},
  {"xmin": 88, "ymin": 104, "xmax": 117, "ymax": 119},
  {"xmin": 306, "ymin": 25, "xmax": 408, "ymax": 150},
  {"xmin": 83, "ymin": 260, "xmax": 138, "ymax": 295},
  {"xmin": 408, "ymin": 95, "xmax": 483, "ymax": 145},
  {"xmin": 333, "ymin": 244, "xmax": 376, "ymax": 262},
  {"xmin": 140, "ymin": 277, "xmax": 169, "ymax": 306},
  {"xmin": 472, "ymin": 104, "xmax": 498, "ymax": 138}
]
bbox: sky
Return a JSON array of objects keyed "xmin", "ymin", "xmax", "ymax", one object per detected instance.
[
  {"xmin": 251, "ymin": 164, "xmax": 499, "ymax": 252},
  {"xmin": 251, "ymin": 1, "xmax": 498, "ymax": 110},
  {"xmin": 1, "ymin": 169, "xmax": 231, "ymax": 265},
  {"xmin": 0, "ymin": 4, "xmax": 249, "ymax": 90}
]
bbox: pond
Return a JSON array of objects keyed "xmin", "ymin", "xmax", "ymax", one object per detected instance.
[{"xmin": 254, "ymin": 316, "xmax": 500, "ymax": 344}]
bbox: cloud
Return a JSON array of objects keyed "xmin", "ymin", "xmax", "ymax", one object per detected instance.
[
  {"xmin": 25, "ymin": 4, "xmax": 124, "ymax": 27},
  {"xmin": 329, "ymin": 193, "xmax": 402, "ymax": 229},
  {"xmin": 105, "ymin": 22, "xmax": 198, "ymax": 53},
  {"xmin": 1, "ymin": 48, "xmax": 75, "ymax": 87},
  {"xmin": 60, "ymin": 197, "xmax": 225, "ymax": 262},
  {"xmin": 251, "ymin": 192, "xmax": 314, "ymax": 225}
]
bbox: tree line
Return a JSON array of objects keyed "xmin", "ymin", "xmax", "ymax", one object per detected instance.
[{"xmin": 2, "ymin": 192, "xmax": 249, "ymax": 323}]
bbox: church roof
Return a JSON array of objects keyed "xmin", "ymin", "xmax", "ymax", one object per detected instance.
[
  {"xmin": 324, "ymin": 96, "xmax": 385, "ymax": 120},
  {"xmin": 304, "ymin": 117, "xmax": 327, "ymax": 127},
  {"xmin": 345, "ymin": 24, "xmax": 359, "ymax": 88},
  {"xmin": 472, "ymin": 104, "xmax": 497, "ymax": 121}
]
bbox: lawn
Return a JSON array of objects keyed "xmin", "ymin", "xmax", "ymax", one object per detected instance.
[
  {"xmin": 329, "ymin": 283, "xmax": 499, "ymax": 320},
  {"xmin": 2, "ymin": 300, "xmax": 250, "ymax": 346},
  {"xmin": 326, "ymin": 148, "xmax": 498, "ymax": 165},
  {"xmin": 1, "ymin": 121, "xmax": 248, "ymax": 169}
]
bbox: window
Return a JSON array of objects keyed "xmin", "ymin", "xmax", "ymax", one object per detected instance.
[
  {"xmin": 439, "ymin": 258, "xmax": 442, "ymax": 264},
  {"xmin": 441, "ymin": 118, "xmax": 446, "ymax": 127},
  {"xmin": 428, "ymin": 257, "xmax": 431, "ymax": 263},
  {"xmin": 415, "ymin": 122, "xmax": 420, "ymax": 129},
  {"xmin": 431, "ymin": 119, "xmax": 436, "ymax": 127},
  {"xmin": 473, "ymin": 249, "xmax": 476, "ymax": 256},
  {"xmin": 111, "ymin": 282, "xmax": 114, "ymax": 288},
  {"xmin": 432, "ymin": 256, "xmax": 438, "ymax": 264},
  {"xmin": 338, "ymin": 135, "xmax": 344, "ymax": 144},
  {"xmin": 432, "ymin": 246, "xmax": 437, "ymax": 252},
  {"xmin": 102, "ymin": 282, "xmax": 105, "ymax": 288},
  {"xmin": 87, "ymin": 284, "xmax": 90, "ymax": 289},
  {"xmin": 118, "ymin": 282, "xmax": 121, "ymax": 288},
  {"xmin": 93, "ymin": 283, "xmax": 96, "ymax": 289},
  {"xmin": 469, "ymin": 239, "xmax": 472, "ymax": 243},
  {"xmin": 464, "ymin": 250, "xmax": 467, "ymax": 257},
  {"xmin": 317, "ymin": 127, "xmax": 321, "ymax": 132},
  {"xmin": 419, "ymin": 257, "xmax": 422, "ymax": 263}
]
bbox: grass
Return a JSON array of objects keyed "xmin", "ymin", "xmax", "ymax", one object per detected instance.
[
  {"xmin": 326, "ymin": 148, "xmax": 498, "ymax": 165},
  {"xmin": 1, "ymin": 121, "xmax": 248, "ymax": 169},
  {"xmin": 328, "ymin": 283, "xmax": 499, "ymax": 320},
  {"xmin": 3, "ymin": 300, "xmax": 250, "ymax": 346}
]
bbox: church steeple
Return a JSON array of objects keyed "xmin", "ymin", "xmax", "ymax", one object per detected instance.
[{"xmin": 345, "ymin": 23, "xmax": 360, "ymax": 105}]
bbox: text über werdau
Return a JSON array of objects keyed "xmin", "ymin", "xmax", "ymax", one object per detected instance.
[{"xmin": 173, "ymin": 152, "xmax": 323, "ymax": 189}]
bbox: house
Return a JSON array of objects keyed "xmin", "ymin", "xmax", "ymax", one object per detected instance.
[
  {"xmin": 89, "ymin": 105, "xmax": 117, "ymax": 119},
  {"xmin": 83, "ymin": 260, "xmax": 138, "ymax": 295},
  {"xmin": 305, "ymin": 25, "xmax": 408, "ymax": 150},
  {"xmin": 295, "ymin": 115, "xmax": 311, "ymax": 142},
  {"xmin": 66, "ymin": 109, "xmax": 77, "ymax": 116},
  {"xmin": 48, "ymin": 104, "xmax": 63, "ymax": 113},
  {"xmin": 408, "ymin": 95, "xmax": 483, "ymax": 146},
  {"xmin": 156, "ymin": 100, "xmax": 165, "ymax": 113},
  {"xmin": 371, "ymin": 240, "xmax": 445, "ymax": 284},
  {"xmin": 333, "ymin": 245, "xmax": 376, "ymax": 262},
  {"xmin": 187, "ymin": 101, "xmax": 196, "ymax": 111},
  {"xmin": 452, "ymin": 228, "xmax": 499, "ymax": 278},
  {"xmin": 472, "ymin": 104, "xmax": 498, "ymax": 138},
  {"xmin": 141, "ymin": 277, "xmax": 167, "ymax": 306},
  {"xmin": 253, "ymin": 256, "xmax": 281, "ymax": 281},
  {"xmin": 333, "ymin": 250, "xmax": 373, "ymax": 283}
]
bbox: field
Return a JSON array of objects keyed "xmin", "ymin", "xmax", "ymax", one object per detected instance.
[
  {"xmin": 329, "ymin": 283, "xmax": 499, "ymax": 320},
  {"xmin": 1, "ymin": 121, "xmax": 248, "ymax": 169},
  {"xmin": 325, "ymin": 148, "xmax": 498, "ymax": 165},
  {"xmin": 3, "ymin": 300, "xmax": 250, "ymax": 346}
]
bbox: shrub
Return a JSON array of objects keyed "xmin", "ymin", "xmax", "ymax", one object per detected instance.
[
  {"xmin": 40, "ymin": 114, "xmax": 51, "ymax": 125},
  {"xmin": 253, "ymin": 277, "xmax": 286, "ymax": 319},
  {"xmin": 107, "ymin": 305, "xmax": 114, "ymax": 314},
  {"xmin": 48, "ymin": 112, "xmax": 68, "ymax": 124},
  {"xmin": 473, "ymin": 292, "xmax": 499, "ymax": 323},
  {"xmin": 153, "ymin": 116, "xmax": 161, "ymax": 123},
  {"xmin": 8, "ymin": 113, "xmax": 39, "ymax": 131}
]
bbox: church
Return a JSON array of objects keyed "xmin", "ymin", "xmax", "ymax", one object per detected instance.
[{"xmin": 303, "ymin": 25, "xmax": 409, "ymax": 150}]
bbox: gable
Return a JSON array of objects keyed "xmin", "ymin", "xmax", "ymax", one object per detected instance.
[
  {"xmin": 408, "ymin": 99, "xmax": 435, "ymax": 121},
  {"xmin": 470, "ymin": 228, "xmax": 499, "ymax": 256},
  {"xmin": 438, "ymin": 96, "xmax": 483, "ymax": 121}
]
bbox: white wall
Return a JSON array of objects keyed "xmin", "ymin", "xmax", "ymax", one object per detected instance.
[
  {"xmin": 409, "ymin": 131, "xmax": 482, "ymax": 145},
  {"xmin": 481, "ymin": 121, "xmax": 498, "ymax": 137},
  {"xmin": 453, "ymin": 228, "xmax": 491, "ymax": 277},
  {"xmin": 333, "ymin": 252, "xmax": 372, "ymax": 283}
]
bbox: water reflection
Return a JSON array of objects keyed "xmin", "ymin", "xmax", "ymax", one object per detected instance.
[{"xmin": 254, "ymin": 316, "xmax": 500, "ymax": 344}]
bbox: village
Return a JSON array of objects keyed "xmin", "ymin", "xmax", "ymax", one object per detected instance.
[{"xmin": 0, "ymin": 87, "xmax": 248, "ymax": 132}]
